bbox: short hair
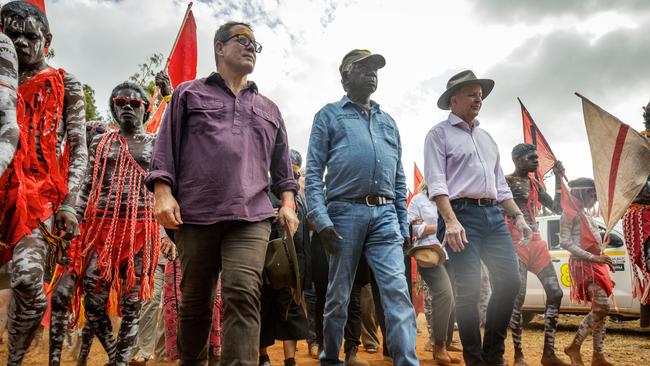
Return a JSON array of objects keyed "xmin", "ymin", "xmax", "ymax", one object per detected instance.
[
  {"xmin": 0, "ymin": 1, "xmax": 49, "ymax": 34},
  {"xmin": 511, "ymin": 143, "xmax": 536, "ymax": 160},
  {"xmin": 213, "ymin": 21, "xmax": 253, "ymax": 66},
  {"xmin": 568, "ymin": 177, "xmax": 595, "ymax": 189},
  {"xmin": 108, "ymin": 81, "xmax": 151, "ymax": 123}
]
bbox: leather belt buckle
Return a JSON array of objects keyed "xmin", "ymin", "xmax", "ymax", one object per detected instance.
[
  {"xmin": 477, "ymin": 198, "xmax": 494, "ymax": 207},
  {"xmin": 365, "ymin": 195, "xmax": 377, "ymax": 206}
]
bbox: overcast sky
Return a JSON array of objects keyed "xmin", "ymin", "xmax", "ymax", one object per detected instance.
[{"xmin": 44, "ymin": 0, "xmax": 650, "ymax": 189}]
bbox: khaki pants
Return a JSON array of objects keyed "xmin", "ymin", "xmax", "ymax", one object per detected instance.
[
  {"xmin": 176, "ymin": 220, "xmax": 271, "ymax": 366},
  {"xmin": 131, "ymin": 263, "xmax": 166, "ymax": 360}
]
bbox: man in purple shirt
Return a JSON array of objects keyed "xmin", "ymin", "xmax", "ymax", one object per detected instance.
[
  {"xmin": 424, "ymin": 70, "xmax": 532, "ymax": 366},
  {"xmin": 146, "ymin": 21, "xmax": 299, "ymax": 366}
]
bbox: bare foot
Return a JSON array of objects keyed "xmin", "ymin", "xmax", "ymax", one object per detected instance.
[
  {"xmin": 564, "ymin": 345, "xmax": 584, "ymax": 366},
  {"xmin": 591, "ymin": 354, "xmax": 615, "ymax": 366},
  {"xmin": 434, "ymin": 344, "xmax": 461, "ymax": 364}
]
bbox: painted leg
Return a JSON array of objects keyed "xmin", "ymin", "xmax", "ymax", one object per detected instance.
[
  {"xmin": 7, "ymin": 222, "xmax": 50, "ymax": 366},
  {"xmin": 49, "ymin": 271, "xmax": 77, "ymax": 366},
  {"xmin": 537, "ymin": 264, "xmax": 571, "ymax": 366},
  {"xmin": 114, "ymin": 253, "xmax": 143, "ymax": 366},
  {"xmin": 82, "ymin": 251, "xmax": 116, "ymax": 363},
  {"xmin": 589, "ymin": 284, "xmax": 613, "ymax": 366},
  {"xmin": 509, "ymin": 259, "xmax": 528, "ymax": 366}
]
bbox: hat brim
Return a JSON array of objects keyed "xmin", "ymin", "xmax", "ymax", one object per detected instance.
[
  {"xmin": 407, "ymin": 243, "xmax": 447, "ymax": 267},
  {"xmin": 353, "ymin": 53, "xmax": 386, "ymax": 70},
  {"xmin": 437, "ymin": 79, "xmax": 495, "ymax": 110},
  {"xmin": 283, "ymin": 223, "xmax": 302, "ymax": 305}
]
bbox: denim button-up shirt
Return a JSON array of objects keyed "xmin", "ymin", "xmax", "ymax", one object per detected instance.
[{"xmin": 305, "ymin": 96, "xmax": 408, "ymax": 238}]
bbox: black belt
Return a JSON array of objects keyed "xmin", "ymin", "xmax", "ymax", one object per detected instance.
[
  {"xmin": 343, "ymin": 195, "xmax": 394, "ymax": 207},
  {"xmin": 451, "ymin": 198, "xmax": 497, "ymax": 207}
]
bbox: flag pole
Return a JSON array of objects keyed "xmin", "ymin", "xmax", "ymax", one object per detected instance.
[
  {"xmin": 165, "ymin": 2, "xmax": 194, "ymax": 72},
  {"xmin": 149, "ymin": 2, "xmax": 193, "ymax": 111}
]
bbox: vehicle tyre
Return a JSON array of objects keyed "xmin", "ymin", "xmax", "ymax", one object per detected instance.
[
  {"xmin": 641, "ymin": 303, "xmax": 650, "ymax": 328},
  {"xmin": 522, "ymin": 311, "xmax": 536, "ymax": 326}
]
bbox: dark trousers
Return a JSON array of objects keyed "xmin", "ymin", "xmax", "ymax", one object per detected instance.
[
  {"xmin": 176, "ymin": 220, "xmax": 271, "ymax": 366},
  {"xmin": 438, "ymin": 203, "xmax": 520, "ymax": 366}
]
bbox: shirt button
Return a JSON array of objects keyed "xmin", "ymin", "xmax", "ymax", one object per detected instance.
[
  {"xmin": 374, "ymin": 180, "xmax": 378, "ymax": 184},
  {"xmin": 377, "ymin": 160, "xmax": 380, "ymax": 163}
]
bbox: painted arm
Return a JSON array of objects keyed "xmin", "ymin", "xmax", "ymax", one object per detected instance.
[{"xmin": 0, "ymin": 33, "xmax": 18, "ymax": 176}]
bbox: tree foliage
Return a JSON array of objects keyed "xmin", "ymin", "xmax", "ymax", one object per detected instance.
[
  {"xmin": 129, "ymin": 53, "xmax": 164, "ymax": 100},
  {"xmin": 83, "ymin": 83, "xmax": 101, "ymax": 121}
]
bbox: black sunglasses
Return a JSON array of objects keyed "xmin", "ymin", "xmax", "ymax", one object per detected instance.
[{"xmin": 225, "ymin": 34, "xmax": 262, "ymax": 53}]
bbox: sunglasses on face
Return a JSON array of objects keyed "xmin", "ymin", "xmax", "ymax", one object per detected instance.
[
  {"xmin": 112, "ymin": 97, "xmax": 145, "ymax": 109},
  {"xmin": 225, "ymin": 34, "xmax": 263, "ymax": 53}
]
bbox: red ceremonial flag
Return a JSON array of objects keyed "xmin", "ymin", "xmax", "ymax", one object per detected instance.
[
  {"xmin": 519, "ymin": 98, "xmax": 557, "ymax": 187},
  {"xmin": 145, "ymin": 99, "xmax": 167, "ymax": 134},
  {"xmin": 167, "ymin": 8, "xmax": 197, "ymax": 88},
  {"xmin": 25, "ymin": 0, "xmax": 46, "ymax": 14}
]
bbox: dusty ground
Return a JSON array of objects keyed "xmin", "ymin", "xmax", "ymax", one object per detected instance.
[{"xmin": 0, "ymin": 314, "xmax": 648, "ymax": 365}]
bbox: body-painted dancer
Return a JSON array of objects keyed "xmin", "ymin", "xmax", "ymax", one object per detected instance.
[
  {"xmin": 76, "ymin": 81, "xmax": 163, "ymax": 366},
  {"xmin": 505, "ymin": 143, "xmax": 571, "ymax": 366},
  {"xmin": 561, "ymin": 178, "xmax": 615, "ymax": 366},
  {"xmin": 0, "ymin": 31, "xmax": 19, "ymax": 176},
  {"xmin": 0, "ymin": 2, "xmax": 87, "ymax": 364}
]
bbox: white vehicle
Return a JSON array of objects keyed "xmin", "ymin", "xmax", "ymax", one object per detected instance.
[{"xmin": 521, "ymin": 214, "xmax": 647, "ymax": 326}]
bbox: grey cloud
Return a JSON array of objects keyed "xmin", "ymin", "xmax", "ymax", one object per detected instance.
[
  {"xmin": 467, "ymin": 0, "xmax": 649, "ymax": 23},
  {"xmin": 481, "ymin": 20, "xmax": 650, "ymax": 143}
]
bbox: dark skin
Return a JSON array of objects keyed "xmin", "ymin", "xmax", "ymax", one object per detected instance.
[
  {"xmin": 319, "ymin": 60, "xmax": 410, "ymax": 256},
  {"xmin": 3, "ymin": 13, "xmax": 86, "ymax": 240},
  {"xmin": 510, "ymin": 150, "xmax": 565, "ymax": 198}
]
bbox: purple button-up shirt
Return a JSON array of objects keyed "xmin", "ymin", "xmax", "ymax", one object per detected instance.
[
  {"xmin": 424, "ymin": 113, "xmax": 512, "ymax": 202},
  {"xmin": 145, "ymin": 73, "xmax": 298, "ymax": 225}
]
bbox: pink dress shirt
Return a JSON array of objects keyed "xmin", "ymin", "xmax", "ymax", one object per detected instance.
[{"xmin": 424, "ymin": 113, "xmax": 512, "ymax": 202}]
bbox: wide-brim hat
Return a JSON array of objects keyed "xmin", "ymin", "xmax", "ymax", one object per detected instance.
[
  {"xmin": 437, "ymin": 70, "xmax": 495, "ymax": 110},
  {"xmin": 339, "ymin": 49, "xmax": 386, "ymax": 76},
  {"xmin": 264, "ymin": 223, "xmax": 302, "ymax": 305},
  {"xmin": 407, "ymin": 244, "xmax": 446, "ymax": 268}
]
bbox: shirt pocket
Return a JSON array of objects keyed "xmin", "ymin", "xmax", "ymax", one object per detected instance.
[
  {"xmin": 250, "ymin": 105, "xmax": 280, "ymax": 155},
  {"xmin": 186, "ymin": 97, "xmax": 224, "ymax": 135}
]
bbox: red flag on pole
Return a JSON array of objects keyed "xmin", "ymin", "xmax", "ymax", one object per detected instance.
[
  {"xmin": 520, "ymin": 98, "xmax": 557, "ymax": 186},
  {"xmin": 25, "ymin": 0, "xmax": 46, "ymax": 14},
  {"xmin": 407, "ymin": 163, "xmax": 424, "ymax": 206},
  {"xmin": 167, "ymin": 8, "xmax": 197, "ymax": 88},
  {"xmin": 145, "ymin": 99, "xmax": 167, "ymax": 134}
]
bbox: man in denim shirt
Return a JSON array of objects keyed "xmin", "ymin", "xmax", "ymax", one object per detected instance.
[{"xmin": 305, "ymin": 50, "xmax": 418, "ymax": 366}]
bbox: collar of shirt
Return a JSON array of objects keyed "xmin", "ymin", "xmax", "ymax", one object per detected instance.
[
  {"xmin": 338, "ymin": 95, "xmax": 383, "ymax": 114},
  {"xmin": 448, "ymin": 112, "xmax": 480, "ymax": 131},
  {"xmin": 206, "ymin": 72, "xmax": 259, "ymax": 96}
]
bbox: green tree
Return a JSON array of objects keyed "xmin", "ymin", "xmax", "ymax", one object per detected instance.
[
  {"xmin": 129, "ymin": 53, "xmax": 164, "ymax": 100},
  {"xmin": 83, "ymin": 83, "xmax": 101, "ymax": 121}
]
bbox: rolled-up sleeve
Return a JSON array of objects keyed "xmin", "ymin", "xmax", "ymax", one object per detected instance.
[
  {"xmin": 270, "ymin": 111, "xmax": 298, "ymax": 196},
  {"xmin": 305, "ymin": 110, "xmax": 332, "ymax": 233},
  {"xmin": 145, "ymin": 88, "xmax": 183, "ymax": 192},
  {"xmin": 424, "ymin": 127, "xmax": 448, "ymax": 199}
]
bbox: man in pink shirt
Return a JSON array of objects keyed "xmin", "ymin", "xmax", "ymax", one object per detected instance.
[{"xmin": 424, "ymin": 70, "xmax": 532, "ymax": 366}]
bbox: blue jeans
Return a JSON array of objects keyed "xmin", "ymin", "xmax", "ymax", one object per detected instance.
[
  {"xmin": 438, "ymin": 202, "xmax": 520, "ymax": 366},
  {"xmin": 321, "ymin": 201, "xmax": 418, "ymax": 366}
]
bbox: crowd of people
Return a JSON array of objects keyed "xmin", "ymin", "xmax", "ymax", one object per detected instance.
[{"xmin": 0, "ymin": 1, "xmax": 649, "ymax": 366}]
